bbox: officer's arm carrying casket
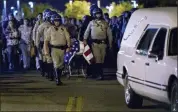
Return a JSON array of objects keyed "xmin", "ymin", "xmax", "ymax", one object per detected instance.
[
  {"xmin": 63, "ymin": 27, "xmax": 71, "ymax": 52},
  {"xmin": 36, "ymin": 25, "xmax": 44, "ymax": 48},
  {"xmin": 32, "ymin": 21, "xmax": 39, "ymax": 43},
  {"xmin": 44, "ymin": 27, "xmax": 51, "ymax": 55},
  {"xmin": 32, "ymin": 22, "xmax": 40, "ymax": 53}
]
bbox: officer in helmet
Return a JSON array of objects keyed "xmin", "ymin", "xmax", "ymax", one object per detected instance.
[
  {"xmin": 41, "ymin": 11, "xmax": 58, "ymax": 81},
  {"xmin": 90, "ymin": 4, "xmax": 99, "ymax": 18},
  {"xmin": 81, "ymin": 4, "xmax": 98, "ymax": 77},
  {"xmin": 32, "ymin": 13, "xmax": 43, "ymax": 70},
  {"xmin": 36, "ymin": 9, "xmax": 53, "ymax": 78},
  {"xmin": 44, "ymin": 13, "xmax": 71, "ymax": 85},
  {"xmin": 77, "ymin": 4, "xmax": 98, "ymax": 78},
  {"xmin": 83, "ymin": 8, "xmax": 113, "ymax": 80},
  {"xmin": 33, "ymin": 9, "xmax": 50, "ymax": 75},
  {"xmin": 43, "ymin": 9, "xmax": 51, "ymax": 21}
]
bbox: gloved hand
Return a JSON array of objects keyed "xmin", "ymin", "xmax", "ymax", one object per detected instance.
[{"xmin": 66, "ymin": 47, "xmax": 71, "ymax": 52}]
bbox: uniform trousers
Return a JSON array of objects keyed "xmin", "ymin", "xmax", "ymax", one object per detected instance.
[
  {"xmin": 51, "ymin": 48, "xmax": 65, "ymax": 69},
  {"xmin": 91, "ymin": 43, "xmax": 106, "ymax": 63}
]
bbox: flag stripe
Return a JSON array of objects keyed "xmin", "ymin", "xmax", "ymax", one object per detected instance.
[
  {"xmin": 84, "ymin": 49, "xmax": 91, "ymax": 56},
  {"xmin": 85, "ymin": 53, "xmax": 93, "ymax": 60},
  {"xmin": 83, "ymin": 45, "xmax": 93, "ymax": 65}
]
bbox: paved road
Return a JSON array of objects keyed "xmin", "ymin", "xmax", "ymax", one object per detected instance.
[{"xmin": 0, "ymin": 71, "xmax": 169, "ymax": 112}]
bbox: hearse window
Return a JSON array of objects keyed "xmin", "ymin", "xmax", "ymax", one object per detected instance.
[
  {"xmin": 168, "ymin": 28, "xmax": 177, "ymax": 56},
  {"xmin": 151, "ymin": 28, "xmax": 167, "ymax": 58},
  {"xmin": 137, "ymin": 28, "xmax": 158, "ymax": 54}
]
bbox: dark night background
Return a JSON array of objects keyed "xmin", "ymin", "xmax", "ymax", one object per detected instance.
[
  {"xmin": 0, "ymin": 0, "xmax": 124, "ymax": 14},
  {"xmin": 0, "ymin": 0, "xmax": 176, "ymax": 15}
]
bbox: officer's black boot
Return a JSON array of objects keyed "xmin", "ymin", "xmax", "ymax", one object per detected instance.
[
  {"xmin": 95, "ymin": 63, "xmax": 100, "ymax": 80},
  {"xmin": 43, "ymin": 62, "xmax": 47, "ymax": 77},
  {"xmin": 39, "ymin": 60, "xmax": 45, "ymax": 77},
  {"xmin": 87, "ymin": 64, "xmax": 97, "ymax": 79},
  {"xmin": 100, "ymin": 63, "xmax": 104, "ymax": 80},
  {"xmin": 46, "ymin": 63, "xmax": 50, "ymax": 79},
  {"xmin": 93, "ymin": 64, "xmax": 98, "ymax": 78},
  {"xmin": 86, "ymin": 64, "xmax": 93, "ymax": 78},
  {"xmin": 44, "ymin": 62, "xmax": 49, "ymax": 79},
  {"xmin": 48, "ymin": 63, "xmax": 54, "ymax": 81},
  {"xmin": 55, "ymin": 68, "xmax": 63, "ymax": 86},
  {"xmin": 96, "ymin": 63, "xmax": 104, "ymax": 80}
]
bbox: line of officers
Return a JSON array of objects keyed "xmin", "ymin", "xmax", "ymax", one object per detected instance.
[
  {"xmin": 36, "ymin": 5, "xmax": 113, "ymax": 86},
  {"xmin": 2, "ymin": 4, "xmax": 114, "ymax": 86}
]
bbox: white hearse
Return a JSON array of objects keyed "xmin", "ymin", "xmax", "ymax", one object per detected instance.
[{"xmin": 116, "ymin": 7, "xmax": 177, "ymax": 112}]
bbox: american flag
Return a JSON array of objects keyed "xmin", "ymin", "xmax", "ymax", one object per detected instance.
[
  {"xmin": 64, "ymin": 39, "xmax": 80, "ymax": 65},
  {"xmin": 83, "ymin": 44, "xmax": 94, "ymax": 65},
  {"xmin": 64, "ymin": 39, "xmax": 94, "ymax": 65}
]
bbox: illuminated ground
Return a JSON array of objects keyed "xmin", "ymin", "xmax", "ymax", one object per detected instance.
[{"xmin": 0, "ymin": 70, "xmax": 168, "ymax": 112}]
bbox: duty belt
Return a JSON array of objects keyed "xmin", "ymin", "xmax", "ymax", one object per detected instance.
[
  {"xmin": 49, "ymin": 44, "xmax": 67, "ymax": 50},
  {"xmin": 92, "ymin": 39, "xmax": 106, "ymax": 44}
]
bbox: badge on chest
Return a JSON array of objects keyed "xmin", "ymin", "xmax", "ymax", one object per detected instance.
[
  {"xmin": 94, "ymin": 20, "xmax": 105, "ymax": 31},
  {"xmin": 52, "ymin": 27, "xmax": 65, "ymax": 37}
]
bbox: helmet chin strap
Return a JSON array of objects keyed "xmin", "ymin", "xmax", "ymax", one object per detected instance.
[
  {"xmin": 96, "ymin": 16, "xmax": 102, "ymax": 20},
  {"xmin": 54, "ymin": 21, "xmax": 62, "ymax": 27},
  {"xmin": 54, "ymin": 24, "xmax": 60, "ymax": 27},
  {"xmin": 95, "ymin": 13, "xmax": 102, "ymax": 20}
]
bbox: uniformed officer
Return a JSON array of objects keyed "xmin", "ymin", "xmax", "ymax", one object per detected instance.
[
  {"xmin": 18, "ymin": 18, "xmax": 32, "ymax": 70},
  {"xmin": 32, "ymin": 13, "xmax": 43, "ymax": 70},
  {"xmin": 83, "ymin": 8, "xmax": 113, "ymax": 80},
  {"xmin": 90, "ymin": 4, "xmax": 99, "ymax": 18},
  {"xmin": 78, "ymin": 5, "xmax": 98, "ymax": 78},
  {"xmin": 44, "ymin": 14, "xmax": 71, "ymax": 85},
  {"xmin": 36, "ymin": 9, "xmax": 52, "ymax": 77},
  {"xmin": 42, "ymin": 11, "xmax": 58, "ymax": 81}
]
